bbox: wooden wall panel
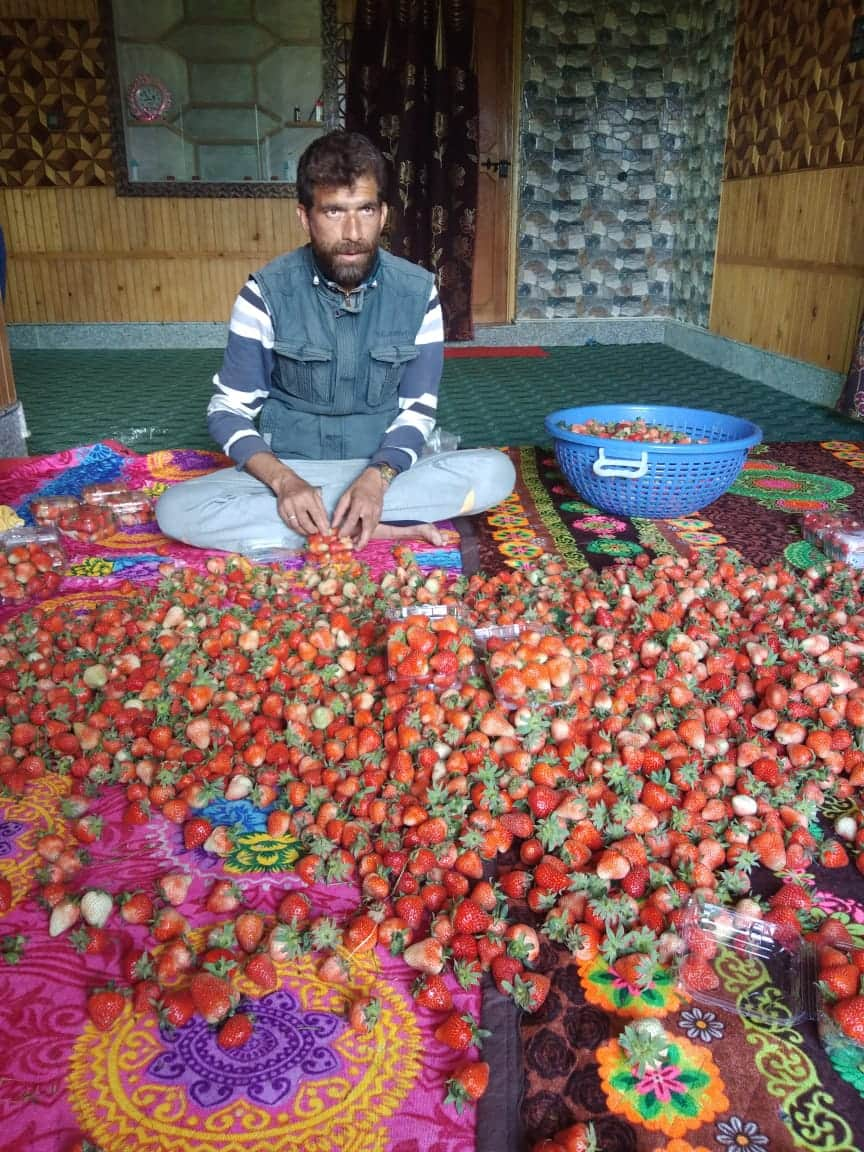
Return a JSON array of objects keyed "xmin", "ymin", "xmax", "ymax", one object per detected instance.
[
  {"xmin": 710, "ymin": 167, "xmax": 864, "ymax": 372},
  {"xmin": 1, "ymin": 187, "xmax": 307, "ymax": 323}
]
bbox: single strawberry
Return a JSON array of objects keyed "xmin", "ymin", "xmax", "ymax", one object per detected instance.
[
  {"xmin": 491, "ymin": 953, "xmax": 525, "ymax": 993},
  {"xmin": 158, "ymin": 987, "xmax": 195, "ymax": 1030},
  {"xmin": 403, "ymin": 937, "xmax": 445, "ymax": 975},
  {"xmin": 182, "ymin": 817, "xmax": 212, "ymax": 851},
  {"xmin": 453, "ymin": 899, "xmax": 492, "ymax": 935},
  {"xmin": 502, "ymin": 971, "xmax": 551, "ymax": 1012},
  {"xmin": 150, "ymin": 907, "xmax": 188, "ymax": 943},
  {"xmin": 87, "ymin": 985, "xmax": 127, "ymax": 1032},
  {"xmin": 444, "ymin": 1059, "xmax": 489, "ymax": 1112},
  {"xmin": 80, "ymin": 888, "xmax": 113, "ymax": 928},
  {"xmin": 820, "ymin": 840, "xmax": 850, "ymax": 869},
  {"xmin": 157, "ymin": 870, "xmax": 192, "ymax": 907},
  {"xmin": 832, "ymin": 994, "xmax": 864, "ymax": 1044},
  {"xmin": 820, "ymin": 962, "xmax": 861, "ymax": 1001},
  {"xmin": 348, "ymin": 995, "xmax": 381, "ymax": 1033},
  {"xmin": 245, "ymin": 952, "xmax": 278, "ymax": 992},
  {"xmin": 190, "ymin": 966, "xmax": 235, "ymax": 1024},
  {"xmin": 234, "ymin": 911, "xmax": 265, "ymax": 954},
  {"xmin": 118, "ymin": 890, "xmax": 154, "ymax": 926},
  {"xmin": 217, "ymin": 1012, "xmax": 254, "ymax": 1049},
  {"xmin": 342, "ymin": 912, "xmax": 379, "ymax": 954},
  {"xmin": 69, "ymin": 925, "xmax": 108, "ymax": 955},
  {"xmin": 412, "ymin": 973, "xmax": 454, "ymax": 1012},
  {"xmin": 679, "ymin": 955, "xmax": 720, "ymax": 992},
  {"xmin": 206, "ymin": 879, "xmax": 243, "ymax": 915},
  {"xmin": 434, "ymin": 1011, "xmax": 490, "ymax": 1052},
  {"xmin": 48, "ymin": 897, "xmax": 80, "ymax": 937},
  {"xmin": 276, "ymin": 890, "xmax": 312, "ymax": 925}
]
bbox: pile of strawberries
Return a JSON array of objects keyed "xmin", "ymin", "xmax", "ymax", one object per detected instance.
[{"xmin": 4, "ymin": 541, "xmax": 864, "ymax": 1118}]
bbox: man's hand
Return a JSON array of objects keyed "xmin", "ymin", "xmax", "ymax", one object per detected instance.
[
  {"xmin": 331, "ymin": 467, "xmax": 387, "ymax": 551},
  {"xmin": 245, "ymin": 452, "xmax": 330, "ymax": 537}
]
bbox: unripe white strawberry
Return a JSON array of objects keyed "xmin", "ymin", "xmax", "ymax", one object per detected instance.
[
  {"xmin": 80, "ymin": 889, "xmax": 113, "ymax": 928},
  {"xmin": 835, "ymin": 815, "xmax": 858, "ymax": 842},
  {"xmin": 49, "ymin": 898, "xmax": 81, "ymax": 937}
]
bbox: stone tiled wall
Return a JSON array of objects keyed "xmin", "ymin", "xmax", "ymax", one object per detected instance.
[{"xmin": 517, "ymin": 0, "xmax": 736, "ymax": 326}]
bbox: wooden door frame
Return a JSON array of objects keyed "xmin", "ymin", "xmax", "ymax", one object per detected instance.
[{"xmin": 503, "ymin": 0, "xmax": 524, "ymax": 324}]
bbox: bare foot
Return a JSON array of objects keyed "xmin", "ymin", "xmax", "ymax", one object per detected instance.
[{"xmin": 372, "ymin": 522, "xmax": 444, "ymax": 546}]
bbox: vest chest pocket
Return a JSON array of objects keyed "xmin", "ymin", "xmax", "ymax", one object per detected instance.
[
  {"xmin": 367, "ymin": 344, "xmax": 419, "ymax": 406},
  {"xmin": 272, "ymin": 341, "xmax": 334, "ymax": 405}
]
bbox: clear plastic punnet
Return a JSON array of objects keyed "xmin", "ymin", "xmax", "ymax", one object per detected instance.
[
  {"xmin": 31, "ymin": 494, "xmax": 81, "ymax": 525},
  {"xmin": 677, "ymin": 900, "xmax": 817, "ymax": 1027},
  {"xmin": 385, "ymin": 605, "xmax": 475, "ymax": 690},
  {"xmin": 103, "ymin": 494, "xmax": 154, "ymax": 527},
  {"xmin": 0, "ymin": 526, "xmax": 66, "ymax": 604},
  {"xmin": 475, "ymin": 622, "xmax": 580, "ymax": 711},
  {"xmin": 57, "ymin": 504, "xmax": 116, "ymax": 543},
  {"xmin": 81, "ymin": 481, "xmax": 131, "ymax": 505}
]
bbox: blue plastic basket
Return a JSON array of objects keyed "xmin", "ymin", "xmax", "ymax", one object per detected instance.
[{"xmin": 545, "ymin": 404, "xmax": 762, "ymax": 519}]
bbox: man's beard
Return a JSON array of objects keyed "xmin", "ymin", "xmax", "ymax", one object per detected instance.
[{"xmin": 312, "ymin": 241, "xmax": 377, "ymax": 290}]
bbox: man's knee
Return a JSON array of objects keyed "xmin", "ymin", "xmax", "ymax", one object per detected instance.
[
  {"xmin": 470, "ymin": 449, "xmax": 516, "ymax": 512},
  {"xmin": 155, "ymin": 484, "xmax": 189, "ymax": 541}
]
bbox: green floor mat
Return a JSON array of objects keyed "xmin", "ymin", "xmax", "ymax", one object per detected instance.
[{"xmin": 10, "ymin": 344, "xmax": 863, "ymax": 458}]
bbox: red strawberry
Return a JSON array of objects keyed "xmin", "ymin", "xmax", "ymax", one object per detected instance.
[
  {"xmin": 832, "ymin": 994, "xmax": 864, "ymax": 1044},
  {"xmin": 245, "ymin": 952, "xmax": 278, "ymax": 991},
  {"xmin": 444, "ymin": 1059, "xmax": 489, "ymax": 1112},
  {"xmin": 491, "ymin": 953, "xmax": 525, "ymax": 993},
  {"xmin": 217, "ymin": 1012, "xmax": 254, "ymax": 1049},
  {"xmin": 234, "ymin": 911, "xmax": 265, "ymax": 954},
  {"xmin": 118, "ymin": 890, "xmax": 154, "ymax": 925},
  {"xmin": 403, "ymin": 938, "xmax": 444, "ymax": 974},
  {"xmin": 87, "ymin": 985, "xmax": 127, "ymax": 1032},
  {"xmin": 183, "ymin": 817, "xmax": 212, "ymax": 851},
  {"xmin": 679, "ymin": 956, "xmax": 720, "ymax": 992},
  {"xmin": 453, "ymin": 900, "xmax": 492, "ymax": 935},
  {"xmin": 150, "ymin": 907, "xmax": 188, "ymax": 943},
  {"xmin": 276, "ymin": 890, "xmax": 312, "ymax": 925},
  {"xmin": 434, "ymin": 1012, "xmax": 489, "ymax": 1052},
  {"xmin": 190, "ymin": 967, "xmax": 235, "ymax": 1024},
  {"xmin": 412, "ymin": 973, "xmax": 454, "ymax": 1012},
  {"xmin": 533, "ymin": 861, "xmax": 569, "ymax": 894},
  {"xmin": 206, "ymin": 879, "xmax": 243, "ymax": 915},
  {"xmin": 769, "ymin": 881, "xmax": 813, "ymax": 910},
  {"xmin": 158, "ymin": 987, "xmax": 195, "ymax": 1030},
  {"xmin": 348, "ymin": 995, "xmax": 381, "ymax": 1033},
  {"xmin": 499, "ymin": 869, "xmax": 533, "ymax": 900},
  {"xmin": 820, "ymin": 840, "xmax": 850, "ymax": 869},
  {"xmin": 502, "ymin": 971, "xmax": 550, "ymax": 1012},
  {"xmin": 820, "ymin": 962, "xmax": 861, "ymax": 1001},
  {"xmin": 157, "ymin": 870, "xmax": 192, "ymax": 907}
]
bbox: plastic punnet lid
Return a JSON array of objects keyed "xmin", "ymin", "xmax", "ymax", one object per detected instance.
[
  {"xmin": 677, "ymin": 900, "xmax": 817, "ymax": 1026},
  {"xmin": 1, "ymin": 525, "xmax": 64, "ymax": 549}
]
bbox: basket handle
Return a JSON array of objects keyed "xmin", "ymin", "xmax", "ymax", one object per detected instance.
[{"xmin": 592, "ymin": 448, "xmax": 649, "ymax": 479}]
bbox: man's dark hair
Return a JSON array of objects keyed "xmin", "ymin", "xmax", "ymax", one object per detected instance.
[{"xmin": 296, "ymin": 131, "xmax": 389, "ymax": 208}]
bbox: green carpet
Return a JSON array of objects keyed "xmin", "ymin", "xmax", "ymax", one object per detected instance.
[{"xmin": 10, "ymin": 344, "xmax": 863, "ymax": 457}]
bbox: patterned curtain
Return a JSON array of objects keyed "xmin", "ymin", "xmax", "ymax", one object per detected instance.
[
  {"xmin": 346, "ymin": 0, "xmax": 478, "ymax": 341},
  {"xmin": 836, "ymin": 308, "xmax": 864, "ymax": 421}
]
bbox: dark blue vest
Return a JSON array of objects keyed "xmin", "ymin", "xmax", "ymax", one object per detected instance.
[{"xmin": 254, "ymin": 246, "xmax": 434, "ymax": 461}]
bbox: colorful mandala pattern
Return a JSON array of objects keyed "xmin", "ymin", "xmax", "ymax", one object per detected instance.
[
  {"xmin": 596, "ymin": 1031, "xmax": 728, "ymax": 1137},
  {"xmin": 68, "ymin": 950, "xmax": 423, "ymax": 1152},
  {"xmin": 578, "ymin": 955, "xmax": 682, "ymax": 1018},
  {"xmin": 730, "ymin": 460, "xmax": 853, "ymax": 510}
]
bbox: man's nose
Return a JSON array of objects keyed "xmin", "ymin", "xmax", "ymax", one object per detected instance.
[{"xmin": 342, "ymin": 212, "xmax": 362, "ymax": 240}]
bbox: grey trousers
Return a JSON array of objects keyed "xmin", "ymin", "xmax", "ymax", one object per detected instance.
[{"xmin": 155, "ymin": 449, "xmax": 516, "ymax": 553}]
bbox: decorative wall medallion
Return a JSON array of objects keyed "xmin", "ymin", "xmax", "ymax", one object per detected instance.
[{"xmin": 127, "ymin": 74, "xmax": 172, "ymax": 123}]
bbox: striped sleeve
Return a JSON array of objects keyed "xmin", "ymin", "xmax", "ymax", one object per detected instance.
[
  {"xmin": 371, "ymin": 283, "xmax": 443, "ymax": 472},
  {"xmin": 206, "ymin": 279, "xmax": 275, "ymax": 468}
]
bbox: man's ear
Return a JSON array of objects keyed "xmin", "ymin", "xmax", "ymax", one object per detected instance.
[
  {"xmin": 297, "ymin": 204, "xmax": 310, "ymax": 236},
  {"xmin": 380, "ymin": 202, "xmax": 389, "ymax": 230}
]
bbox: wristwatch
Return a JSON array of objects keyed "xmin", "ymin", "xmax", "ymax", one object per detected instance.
[{"xmin": 372, "ymin": 462, "xmax": 399, "ymax": 488}]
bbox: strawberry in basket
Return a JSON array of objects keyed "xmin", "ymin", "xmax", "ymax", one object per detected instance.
[
  {"xmin": 386, "ymin": 611, "xmax": 475, "ymax": 688},
  {"xmin": 485, "ymin": 628, "xmax": 578, "ymax": 709}
]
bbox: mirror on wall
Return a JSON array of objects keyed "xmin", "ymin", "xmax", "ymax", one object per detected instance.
[{"xmin": 101, "ymin": 0, "xmax": 344, "ymax": 197}]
